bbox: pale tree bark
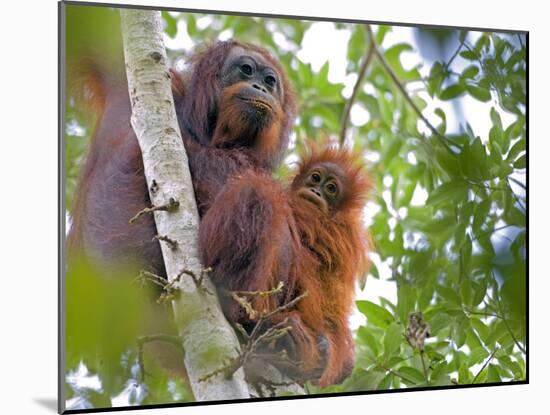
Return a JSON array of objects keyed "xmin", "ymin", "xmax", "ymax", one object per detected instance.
[{"xmin": 119, "ymin": 9, "xmax": 249, "ymax": 401}]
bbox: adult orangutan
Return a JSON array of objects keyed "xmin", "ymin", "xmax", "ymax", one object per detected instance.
[
  {"xmin": 68, "ymin": 39, "xmax": 296, "ymax": 277},
  {"xmin": 67, "ymin": 39, "xmax": 296, "ymax": 381},
  {"xmin": 202, "ymin": 146, "xmax": 372, "ymax": 386}
]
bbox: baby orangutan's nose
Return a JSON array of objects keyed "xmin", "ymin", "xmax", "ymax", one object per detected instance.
[{"xmin": 310, "ymin": 187, "xmax": 322, "ymax": 197}]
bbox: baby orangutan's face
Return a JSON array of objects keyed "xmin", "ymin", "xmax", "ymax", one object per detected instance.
[{"xmin": 295, "ymin": 162, "xmax": 346, "ymax": 215}]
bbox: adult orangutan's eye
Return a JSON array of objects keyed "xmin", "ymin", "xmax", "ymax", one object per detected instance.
[
  {"xmin": 265, "ymin": 75, "xmax": 277, "ymax": 87},
  {"xmin": 241, "ymin": 63, "xmax": 253, "ymax": 75}
]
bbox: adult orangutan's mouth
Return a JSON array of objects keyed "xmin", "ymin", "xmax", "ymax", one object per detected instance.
[{"xmin": 237, "ymin": 96, "xmax": 273, "ymax": 112}]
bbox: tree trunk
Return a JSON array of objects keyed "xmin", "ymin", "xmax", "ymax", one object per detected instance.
[{"xmin": 119, "ymin": 9, "xmax": 249, "ymax": 401}]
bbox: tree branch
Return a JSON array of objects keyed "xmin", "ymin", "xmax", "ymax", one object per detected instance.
[
  {"xmin": 339, "ymin": 25, "xmax": 375, "ymax": 146},
  {"xmin": 508, "ymin": 175, "xmax": 526, "ymax": 191},
  {"xmin": 472, "ymin": 348, "xmax": 499, "ymax": 384},
  {"xmin": 365, "ymin": 25, "xmax": 455, "ymax": 154}
]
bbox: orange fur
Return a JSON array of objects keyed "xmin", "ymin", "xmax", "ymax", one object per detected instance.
[{"xmin": 285, "ymin": 145, "xmax": 373, "ymax": 386}]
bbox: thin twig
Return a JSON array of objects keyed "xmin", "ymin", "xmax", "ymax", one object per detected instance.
[
  {"xmin": 444, "ymin": 38, "xmax": 466, "ymax": 72},
  {"xmin": 465, "ymin": 179, "xmax": 504, "ymax": 192},
  {"xmin": 133, "ymin": 270, "xmax": 167, "ymax": 289},
  {"xmin": 153, "ymin": 234, "xmax": 178, "ymax": 250},
  {"xmin": 379, "ymin": 365, "xmax": 417, "ymax": 385},
  {"xmin": 459, "ymin": 307, "xmax": 505, "ymax": 320},
  {"xmin": 200, "ymin": 320, "xmax": 293, "ymax": 382},
  {"xmin": 493, "ymin": 275, "xmax": 526, "ymax": 354},
  {"xmin": 471, "ymin": 224, "xmax": 514, "ymax": 242},
  {"xmin": 508, "ymin": 176, "xmax": 526, "ymax": 191},
  {"xmin": 263, "ymin": 292, "xmax": 308, "ymax": 320},
  {"xmin": 199, "ymin": 286, "xmax": 308, "ymax": 383},
  {"xmin": 506, "ymin": 179, "xmax": 527, "ymax": 213},
  {"xmin": 232, "ymin": 282, "xmax": 285, "ymax": 298},
  {"xmin": 365, "ymin": 25, "xmax": 455, "ymax": 155},
  {"xmin": 516, "ymin": 34, "xmax": 525, "ymax": 50},
  {"xmin": 129, "ymin": 197, "xmax": 180, "ymax": 224},
  {"xmin": 472, "ymin": 347, "xmax": 499, "ymax": 384},
  {"xmin": 339, "ymin": 25, "xmax": 375, "ymax": 146},
  {"xmin": 176, "ymin": 267, "xmax": 214, "ymax": 296},
  {"xmin": 231, "ymin": 292, "xmax": 259, "ymax": 320}
]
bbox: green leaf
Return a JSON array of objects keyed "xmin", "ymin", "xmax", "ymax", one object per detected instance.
[
  {"xmin": 472, "ymin": 278, "xmax": 488, "ymax": 306},
  {"xmin": 376, "ymin": 25, "xmax": 392, "ymax": 45},
  {"xmin": 186, "ymin": 14, "xmax": 197, "ymax": 37},
  {"xmin": 435, "ymin": 147, "xmax": 461, "ymax": 177},
  {"xmin": 507, "ymin": 138, "xmax": 526, "ymax": 162},
  {"xmin": 347, "ymin": 26, "xmax": 366, "ymax": 64},
  {"xmin": 383, "ymin": 138, "xmax": 403, "ymax": 165},
  {"xmin": 485, "ymin": 321, "xmax": 508, "ymax": 346},
  {"xmin": 396, "ymin": 367, "xmax": 425, "ymax": 385},
  {"xmin": 384, "ymin": 43, "xmax": 421, "ymax": 82},
  {"xmin": 398, "ymin": 180, "xmax": 417, "ymax": 208},
  {"xmin": 369, "ymin": 263, "xmax": 380, "ymax": 280},
  {"xmin": 434, "ymin": 107, "xmax": 447, "ymax": 134},
  {"xmin": 397, "ymin": 284, "xmax": 416, "ymax": 323},
  {"xmin": 437, "ymin": 285, "xmax": 462, "ymax": 306},
  {"xmin": 426, "ymin": 180, "xmax": 468, "ymax": 207},
  {"xmin": 506, "ymin": 117, "xmax": 525, "ymax": 140},
  {"xmin": 475, "ymin": 34, "xmax": 490, "ymax": 53},
  {"xmin": 378, "ymin": 92, "xmax": 393, "ymax": 127},
  {"xmin": 487, "ymin": 364, "xmax": 502, "ymax": 383},
  {"xmin": 310, "ymin": 104, "xmax": 341, "ymax": 132},
  {"xmin": 455, "ymin": 319, "xmax": 470, "ymax": 349},
  {"xmin": 162, "ymin": 12, "xmax": 177, "ymax": 38},
  {"xmin": 473, "ymin": 198, "xmax": 491, "ymax": 232},
  {"xmin": 357, "ymin": 326, "xmax": 380, "ymax": 356},
  {"xmin": 466, "ymin": 84, "xmax": 491, "ymax": 102},
  {"xmin": 462, "ymin": 65, "xmax": 479, "ymax": 79},
  {"xmin": 297, "ymin": 60, "xmax": 313, "ymax": 88},
  {"xmin": 489, "ymin": 126, "xmax": 503, "ymax": 151},
  {"xmin": 498, "ymin": 355, "xmax": 523, "ymax": 379},
  {"xmin": 439, "ymin": 84, "xmax": 465, "ymax": 100},
  {"xmin": 347, "ymin": 370, "xmax": 386, "ymax": 391},
  {"xmin": 383, "ymin": 322, "xmax": 403, "ymax": 358},
  {"xmin": 460, "ymin": 138, "xmax": 490, "ymax": 180},
  {"xmin": 356, "ymin": 300, "xmax": 395, "ymax": 328},
  {"xmin": 514, "ymin": 154, "xmax": 526, "ymax": 169},
  {"xmin": 427, "ymin": 313, "xmax": 450, "ymax": 336},
  {"xmin": 458, "ymin": 363, "xmax": 472, "ymax": 384},
  {"xmin": 490, "ymin": 107, "xmax": 503, "ymax": 131},
  {"xmin": 427, "ymin": 62, "xmax": 445, "ymax": 97},
  {"xmin": 460, "ymin": 50, "xmax": 479, "ymax": 60},
  {"xmin": 469, "ymin": 346, "xmax": 489, "ymax": 365},
  {"xmin": 378, "ymin": 374, "xmax": 393, "ymax": 390},
  {"xmin": 459, "ymin": 278, "xmax": 473, "ymax": 306},
  {"xmin": 318, "ymin": 60, "xmax": 330, "ymax": 85}
]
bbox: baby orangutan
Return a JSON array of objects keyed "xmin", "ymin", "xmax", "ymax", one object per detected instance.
[
  {"xmin": 202, "ymin": 145, "xmax": 372, "ymax": 387},
  {"xmin": 270, "ymin": 145, "xmax": 373, "ymax": 387}
]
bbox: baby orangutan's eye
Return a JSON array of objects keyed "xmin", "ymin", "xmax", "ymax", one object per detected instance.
[{"xmin": 326, "ymin": 182, "xmax": 337, "ymax": 194}]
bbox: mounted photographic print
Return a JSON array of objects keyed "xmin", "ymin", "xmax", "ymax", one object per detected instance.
[{"xmin": 59, "ymin": 1, "xmax": 528, "ymax": 413}]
